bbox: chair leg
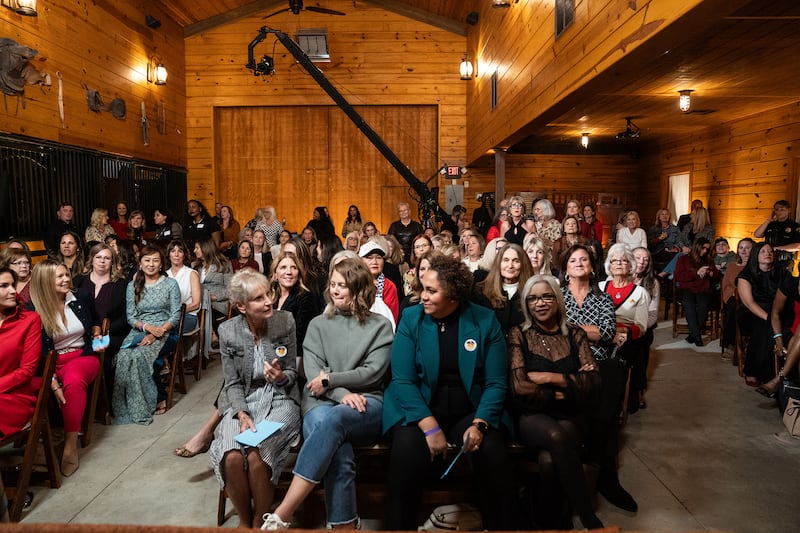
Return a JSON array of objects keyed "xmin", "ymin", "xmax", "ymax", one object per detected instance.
[
  {"xmin": 217, "ymin": 488, "xmax": 227, "ymax": 526},
  {"xmin": 81, "ymin": 357, "xmax": 105, "ymax": 448}
]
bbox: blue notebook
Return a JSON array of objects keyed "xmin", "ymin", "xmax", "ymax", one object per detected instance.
[{"xmin": 234, "ymin": 420, "xmax": 284, "ymax": 447}]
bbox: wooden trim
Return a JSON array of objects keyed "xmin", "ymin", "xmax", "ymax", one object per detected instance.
[
  {"xmin": 364, "ymin": 0, "xmax": 467, "ymax": 36},
  {"xmin": 184, "ymin": 0, "xmax": 283, "ymax": 38}
]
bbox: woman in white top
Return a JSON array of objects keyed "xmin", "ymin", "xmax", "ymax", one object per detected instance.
[
  {"xmin": 462, "ymin": 233, "xmax": 485, "ymax": 272},
  {"xmin": 166, "ymin": 240, "xmax": 201, "ymax": 332},
  {"xmin": 615, "ymin": 211, "xmax": 648, "ymax": 250},
  {"xmin": 256, "ymin": 206, "xmax": 284, "ymax": 248}
]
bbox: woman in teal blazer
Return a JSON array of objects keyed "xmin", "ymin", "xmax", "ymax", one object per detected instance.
[{"xmin": 382, "ymin": 254, "xmax": 512, "ymax": 530}]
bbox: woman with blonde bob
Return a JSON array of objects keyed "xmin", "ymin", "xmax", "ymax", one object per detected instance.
[
  {"xmin": 263, "ymin": 258, "xmax": 393, "ymax": 530},
  {"xmin": 523, "ymin": 234, "xmax": 554, "ymax": 277}
]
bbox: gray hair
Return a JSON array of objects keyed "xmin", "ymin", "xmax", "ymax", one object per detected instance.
[
  {"xmin": 604, "ymin": 243, "xmax": 636, "ymax": 275},
  {"xmin": 228, "ymin": 268, "xmax": 269, "ymax": 306},
  {"xmin": 534, "ymin": 199, "xmax": 556, "ymax": 219}
]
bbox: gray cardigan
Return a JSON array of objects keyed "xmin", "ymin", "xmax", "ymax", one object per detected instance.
[
  {"xmin": 217, "ymin": 311, "xmax": 300, "ymax": 417},
  {"xmin": 301, "ymin": 311, "xmax": 393, "ymax": 414}
]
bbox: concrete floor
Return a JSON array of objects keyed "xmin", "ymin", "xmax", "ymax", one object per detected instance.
[{"xmin": 13, "ymin": 320, "xmax": 800, "ymax": 531}]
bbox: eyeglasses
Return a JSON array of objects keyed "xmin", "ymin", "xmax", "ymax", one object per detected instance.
[
  {"xmin": 609, "ymin": 259, "xmax": 627, "ymax": 265},
  {"xmin": 525, "ymin": 294, "xmax": 556, "ymax": 304},
  {"xmin": 10, "ymin": 261, "xmax": 31, "ymax": 267},
  {"xmin": 413, "ymin": 244, "xmax": 429, "ymax": 250},
  {"xmin": 509, "ymin": 202, "xmax": 523, "ymax": 208}
]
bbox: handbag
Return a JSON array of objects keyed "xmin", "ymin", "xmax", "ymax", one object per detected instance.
[
  {"xmin": 782, "ymin": 398, "xmax": 800, "ymax": 439},
  {"xmin": 420, "ymin": 503, "xmax": 483, "ymax": 531},
  {"xmin": 777, "ymin": 375, "xmax": 800, "ymax": 412}
]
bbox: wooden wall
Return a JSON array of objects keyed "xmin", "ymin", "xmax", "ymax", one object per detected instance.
[
  {"xmin": 185, "ymin": 0, "xmax": 467, "ymax": 230},
  {"xmin": 214, "ymin": 105, "xmax": 437, "ymax": 233},
  {"xmin": 0, "ymin": 0, "xmax": 186, "ymax": 166},
  {"xmin": 464, "ymin": 153, "xmax": 647, "ymax": 242},
  {"xmin": 642, "ymin": 100, "xmax": 800, "ymax": 247},
  {"xmin": 465, "ymin": 0, "xmax": 718, "ymax": 162}
]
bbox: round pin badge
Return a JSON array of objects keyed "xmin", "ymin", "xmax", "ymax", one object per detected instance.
[
  {"xmin": 464, "ymin": 339, "xmax": 477, "ymax": 352},
  {"xmin": 275, "ymin": 345, "xmax": 288, "ymax": 358}
]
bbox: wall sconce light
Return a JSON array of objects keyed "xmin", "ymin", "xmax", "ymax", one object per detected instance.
[
  {"xmin": 492, "ymin": 0, "xmax": 512, "ymax": 7},
  {"xmin": 147, "ymin": 59, "xmax": 168, "ymax": 85},
  {"xmin": 581, "ymin": 133, "xmax": 590, "ymax": 149},
  {"xmin": 459, "ymin": 57, "xmax": 474, "ymax": 80},
  {"xmin": 678, "ymin": 89, "xmax": 693, "ymax": 113},
  {"xmin": 1, "ymin": 0, "xmax": 37, "ymax": 16}
]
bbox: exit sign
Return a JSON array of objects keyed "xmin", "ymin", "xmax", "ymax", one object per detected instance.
[{"xmin": 447, "ymin": 165, "xmax": 461, "ymax": 177}]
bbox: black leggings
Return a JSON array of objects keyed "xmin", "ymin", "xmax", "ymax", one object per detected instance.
[
  {"xmin": 386, "ymin": 413, "xmax": 513, "ymax": 530},
  {"xmin": 517, "ymin": 414, "xmax": 594, "ymax": 521}
]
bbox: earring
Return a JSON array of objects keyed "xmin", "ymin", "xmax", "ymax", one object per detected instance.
[
  {"xmin": 590, "ymin": 271, "xmax": 595, "ymax": 278},
  {"xmin": 564, "ymin": 274, "xmax": 570, "ymax": 282}
]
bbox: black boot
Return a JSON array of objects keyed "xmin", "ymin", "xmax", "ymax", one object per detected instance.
[{"xmin": 597, "ymin": 468, "xmax": 638, "ymax": 512}]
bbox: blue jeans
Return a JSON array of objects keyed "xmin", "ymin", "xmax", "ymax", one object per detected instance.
[{"xmin": 293, "ymin": 397, "xmax": 383, "ymax": 525}]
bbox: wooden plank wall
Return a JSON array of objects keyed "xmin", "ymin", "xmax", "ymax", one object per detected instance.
[
  {"xmin": 642, "ymin": 100, "xmax": 800, "ymax": 248},
  {"xmin": 214, "ymin": 105, "xmax": 437, "ymax": 234},
  {"xmin": 0, "ymin": 1, "xmax": 186, "ymax": 166},
  {"xmin": 466, "ymin": 0, "xmax": 715, "ymax": 162},
  {"xmin": 463, "ymin": 153, "xmax": 649, "ymax": 241},
  {"xmin": 185, "ymin": 0, "xmax": 467, "ymax": 230}
]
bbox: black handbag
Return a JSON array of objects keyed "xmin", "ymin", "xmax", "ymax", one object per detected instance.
[{"xmin": 777, "ymin": 375, "xmax": 800, "ymax": 412}]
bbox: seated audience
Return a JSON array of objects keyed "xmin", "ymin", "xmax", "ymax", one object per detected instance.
[
  {"xmin": 507, "ymin": 274, "xmax": 603, "ymax": 530},
  {"xmin": 632, "ymin": 247, "xmax": 660, "ymax": 411},
  {"xmin": 713, "ymin": 237, "xmax": 737, "ymax": 275},
  {"xmin": 647, "ymin": 208, "xmax": 681, "ymax": 268},
  {"xmin": 473, "ymin": 243, "xmax": 533, "ymax": 336},
  {"xmin": 152, "ymin": 208, "xmax": 183, "ymax": 245},
  {"xmin": 760, "ymin": 274, "xmax": 800, "ymax": 397},
  {"xmin": 85, "ymin": 208, "xmax": 115, "ymax": 245},
  {"xmin": 383, "ymin": 254, "xmax": 512, "ymax": 530},
  {"xmin": 113, "ymin": 245, "xmax": 181, "ymax": 424},
  {"xmin": 674, "ymin": 238, "xmax": 719, "ymax": 347},
  {"xmin": 462, "ymin": 232, "xmax": 485, "ymax": 272},
  {"xmin": 359, "ymin": 241, "xmax": 399, "ymax": 324},
  {"xmin": 218, "ymin": 205, "xmax": 241, "ymax": 259},
  {"xmin": 56, "ymin": 231, "xmax": 85, "ymax": 281},
  {"xmin": 580, "ymin": 204, "xmax": 603, "ymax": 244},
  {"xmin": 208, "ymin": 269, "xmax": 301, "ymax": 529},
  {"xmin": 341, "ymin": 204, "xmax": 364, "ymax": 239},
  {"xmin": 0, "ymin": 268, "xmax": 41, "ymax": 439},
  {"xmin": 615, "ymin": 211, "xmax": 648, "ymax": 251},
  {"xmin": 533, "ymin": 199, "xmax": 562, "ymax": 246},
  {"xmin": 263, "ymin": 258, "xmax": 393, "ymax": 530},
  {"xmin": 1, "ymin": 248, "xmax": 33, "ymax": 304},
  {"xmin": 193, "ymin": 238, "xmax": 233, "ymax": 346},
  {"xmin": 29, "ymin": 260, "xmax": 101, "ymax": 476},
  {"xmin": 720, "ymin": 238, "xmax": 754, "ymax": 355},
  {"xmin": 232, "ymin": 239, "xmax": 259, "ymax": 272},
  {"xmin": 737, "ymin": 242, "xmax": 787, "ymax": 387},
  {"xmin": 109, "ymin": 201, "xmax": 129, "ymax": 239},
  {"xmin": 551, "ymin": 215, "xmax": 587, "ymax": 263}
]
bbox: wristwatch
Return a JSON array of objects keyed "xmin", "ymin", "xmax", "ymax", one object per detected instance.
[
  {"xmin": 472, "ymin": 421, "xmax": 488, "ymax": 434},
  {"xmin": 321, "ymin": 376, "xmax": 329, "ymax": 388}
]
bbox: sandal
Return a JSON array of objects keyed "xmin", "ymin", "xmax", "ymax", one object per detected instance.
[
  {"xmin": 174, "ymin": 442, "xmax": 211, "ymax": 458},
  {"xmin": 755, "ymin": 386, "xmax": 775, "ymax": 398},
  {"xmin": 153, "ymin": 402, "xmax": 168, "ymax": 416}
]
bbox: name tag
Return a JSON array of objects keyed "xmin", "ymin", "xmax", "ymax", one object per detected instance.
[{"xmin": 197, "ymin": 223, "xmax": 204, "ymax": 228}]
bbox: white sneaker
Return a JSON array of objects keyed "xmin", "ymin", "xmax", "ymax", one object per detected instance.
[{"xmin": 261, "ymin": 513, "xmax": 290, "ymax": 530}]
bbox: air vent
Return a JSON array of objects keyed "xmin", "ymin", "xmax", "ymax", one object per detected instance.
[{"xmin": 295, "ymin": 28, "xmax": 330, "ymax": 62}]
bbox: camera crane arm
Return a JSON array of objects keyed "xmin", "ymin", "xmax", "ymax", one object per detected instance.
[{"xmin": 247, "ymin": 26, "xmax": 445, "ymax": 221}]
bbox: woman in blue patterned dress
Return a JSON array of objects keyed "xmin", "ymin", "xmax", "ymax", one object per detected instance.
[
  {"xmin": 209, "ymin": 269, "xmax": 301, "ymax": 529},
  {"xmin": 112, "ymin": 245, "xmax": 181, "ymax": 425}
]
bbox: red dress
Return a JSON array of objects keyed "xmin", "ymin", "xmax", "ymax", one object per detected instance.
[{"xmin": 0, "ymin": 307, "xmax": 42, "ymax": 437}]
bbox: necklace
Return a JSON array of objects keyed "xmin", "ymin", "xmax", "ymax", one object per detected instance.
[
  {"xmin": 538, "ymin": 335, "xmax": 551, "ymax": 354},
  {"xmin": 438, "ymin": 321, "xmax": 446, "ymax": 333}
]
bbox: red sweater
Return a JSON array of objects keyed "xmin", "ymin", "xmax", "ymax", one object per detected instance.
[{"xmin": 674, "ymin": 254, "xmax": 718, "ymax": 293}]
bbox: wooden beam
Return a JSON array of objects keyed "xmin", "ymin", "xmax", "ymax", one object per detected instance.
[
  {"xmin": 363, "ymin": 1, "xmax": 467, "ymax": 36},
  {"xmin": 184, "ymin": 0, "xmax": 283, "ymax": 38},
  {"xmin": 184, "ymin": 1, "xmax": 468, "ymax": 39}
]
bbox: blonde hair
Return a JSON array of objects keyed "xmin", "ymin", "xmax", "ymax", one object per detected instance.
[
  {"xmin": 90, "ymin": 208, "xmax": 108, "ymax": 228},
  {"xmin": 83, "ymin": 243, "xmax": 123, "ymax": 281},
  {"xmin": 691, "ymin": 207, "xmax": 710, "ymax": 234},
  {"xmin": 30, "ymin": 259, "xmax": 71, "ymax": 338},
  {"xmin": 478, "ymin": 244, "xmax": 533, "ymax": 308}
]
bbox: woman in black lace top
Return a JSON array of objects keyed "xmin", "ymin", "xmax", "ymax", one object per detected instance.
[{"xmin": 507, "ymin": 274, "xmax": 602, "ymax": 530}]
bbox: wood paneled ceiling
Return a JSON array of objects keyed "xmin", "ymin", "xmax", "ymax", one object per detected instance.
[{"xmin": 155, "ymin": 0, "xmax": 800, "ymax": 155}]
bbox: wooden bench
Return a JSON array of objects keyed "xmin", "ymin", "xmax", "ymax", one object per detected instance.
[{"xmin": 217, "ymin": 442, "xmax": 537, "ymax": 527}]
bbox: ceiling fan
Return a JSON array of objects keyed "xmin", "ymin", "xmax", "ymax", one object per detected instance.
[
  {"xmin": 263, "ymin": 0, "xmax": 346, "ymax": 19},
  {"xmin": 615, "ymin": 117, "xmax": 641, "ymax": 139}
]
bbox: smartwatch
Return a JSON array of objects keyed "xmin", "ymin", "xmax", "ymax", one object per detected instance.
[
  {"xmin": 472, "ymin": 421, "xmax": 488, "ymax": 434},
  {"xmin": 321, "ymin": 377, "xmax": 329, "ymax": 388}
]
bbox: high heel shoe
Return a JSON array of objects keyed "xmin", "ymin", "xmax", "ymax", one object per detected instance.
[{"xmin": 61, "ymin": 454, "xmax": 79, "ymax": 477}]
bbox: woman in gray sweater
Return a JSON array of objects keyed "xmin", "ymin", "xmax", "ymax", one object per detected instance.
[{"xmin": 261, "ymin": 257, "xmax": 394, "ymax": 530}]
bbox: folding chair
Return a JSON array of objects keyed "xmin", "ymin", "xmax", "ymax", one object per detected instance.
[
  {"xmin": 165, "ymin": 304, "xmax": 188, "ymax": 410},
  {"xmin": 80, "ymin": 318, "xmax": 111, "ymax": 448}
]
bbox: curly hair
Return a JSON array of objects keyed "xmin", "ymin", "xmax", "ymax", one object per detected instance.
[
  {"xmin": 324, "ymin": 257, "xmax": 376, "ymax": 324},
  {"xmin": 426, "ymin": 254, "xmax": 473, "ymax": 302}
]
